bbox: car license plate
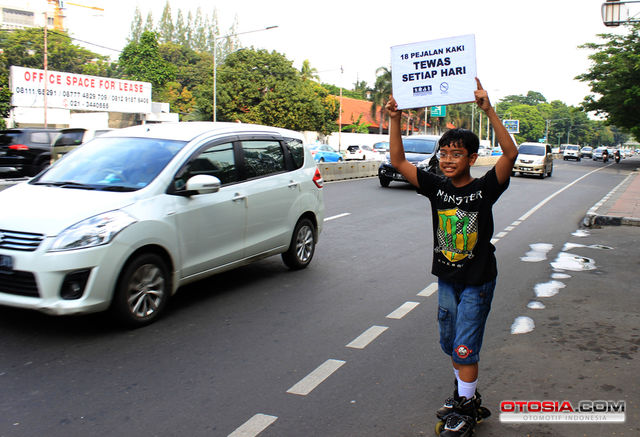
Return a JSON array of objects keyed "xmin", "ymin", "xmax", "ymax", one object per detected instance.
[{"xmin": 0, "ymin": 254, "xmax": 13, "ymax": 272}]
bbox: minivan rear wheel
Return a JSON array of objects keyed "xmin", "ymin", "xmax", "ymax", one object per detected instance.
[
  {"xmin": 111, "ymin": 253, "xmax": 170, "ymax": 327},
  {"xmin": 282, "ymin": 218, "xmax": 316, "ymax": 270}
]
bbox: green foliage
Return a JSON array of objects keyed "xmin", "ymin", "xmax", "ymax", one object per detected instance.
[
  {"xmin": 577, "ymin": 23, "xmax": 640, "ymax": 140},
  {"xmin": 342, "ymin": 114, "xmax": 371, "ymax": 133},
  {"xmin": 0, "ymin": 28, "xmax": 107, "ymax": 73},
  {"xmin": 509, "ymin": 104, "xmax": 546, "ymax": 143},
  {"xmin": 214, "ymin": 49, "xmax": 338, "ymax": 134},
  {"xmin": 119, "ymin": 31, "xmax": 176, "ymax": 99}
]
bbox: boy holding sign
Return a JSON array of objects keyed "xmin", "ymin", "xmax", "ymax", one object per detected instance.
[{"xmin": 386, "ymin": 79, "xmax": 517, "ymax": 437}]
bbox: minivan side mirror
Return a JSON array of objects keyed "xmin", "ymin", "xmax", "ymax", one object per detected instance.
[{"xmin": 185, "ymin": 174, "xmax": 221, "ymax": 195}]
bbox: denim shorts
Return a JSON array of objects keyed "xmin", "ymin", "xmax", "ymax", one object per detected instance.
[{"xmin": 437, "ymin": 278, "xmax": 496, "ymax": 364}]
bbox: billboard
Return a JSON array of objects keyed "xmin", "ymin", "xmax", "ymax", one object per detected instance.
[{"xmin": 10, "ymin": 66, "xmax": 152, "ymax": 114}]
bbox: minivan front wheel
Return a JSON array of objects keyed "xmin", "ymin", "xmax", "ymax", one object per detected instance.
[
  {"xmin": 282, "ymin": 218, "xmax": 316, "ymax": 270},
  {"xmin": 111, "ymin": 253, "xmax": 170, "ymax": 327}
]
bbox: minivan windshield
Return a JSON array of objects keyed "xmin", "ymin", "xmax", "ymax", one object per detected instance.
[
  {"xmin": 518, "ymin": 144, "xmax": 545, "ymax": 156},
  {"xmin": 403, "ymin": 139, "xmax": 437, "ymax": 154},
  {"xmin": 34, "ymin": 137, "xmax": 186, "ymax": 191}
]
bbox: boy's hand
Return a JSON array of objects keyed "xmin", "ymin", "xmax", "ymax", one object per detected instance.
[
  {"xmin": 385, "ymin": 95, "xmax": 402, "ymax": 120},
  {"xmin": 474, "ymin": 78, "xmax": 492, "ymax": 113}
]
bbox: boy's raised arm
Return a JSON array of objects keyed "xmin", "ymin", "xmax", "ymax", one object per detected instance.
[
  {"xmin": 386, "ymin": 96, "xmax": 419, "ymax": 187},
  {"xmin": 475, "ymin": 78, "xmax": 518, "ymax": 185}
]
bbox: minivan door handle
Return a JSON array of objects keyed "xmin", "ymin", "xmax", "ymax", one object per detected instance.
[
  {"xmin": 232, "ymin": 193, "xmax": 247, "ymax": 204},
  {"xmin": 288, "ymin": 180, "xmax": 299, "ymax": 189}
]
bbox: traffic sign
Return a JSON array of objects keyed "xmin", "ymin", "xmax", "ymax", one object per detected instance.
[
  {"xmin": 430, "ymin": 106, "xmax": 446, "ymax": 117},
  {"xmin": 503, "ymin": 119, "xmax": 519, "ymax": 133}
]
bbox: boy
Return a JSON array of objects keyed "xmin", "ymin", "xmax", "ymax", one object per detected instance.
[{"xmin": 385, "ymin": 78, "xmax": 518, "ymax": 437}]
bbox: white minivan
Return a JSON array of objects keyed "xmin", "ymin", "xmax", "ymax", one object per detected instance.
[{"xmin": 0, "ymin": 122, "xmax": 324, "ymax": 327}]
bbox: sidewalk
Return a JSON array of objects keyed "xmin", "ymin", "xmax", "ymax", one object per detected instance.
[{"xmin": 583, "ymin": 168, "xmax": 640, "ymax": 227}]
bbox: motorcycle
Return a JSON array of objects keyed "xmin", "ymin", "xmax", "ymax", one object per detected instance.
[{"xmin": 615, "ymin": 151, "xmax": 621, "ymax": 163}]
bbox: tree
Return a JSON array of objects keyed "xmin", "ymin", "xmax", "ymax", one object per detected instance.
[
  {"xmin": 128, "ymin": 7, "xmax": 143, "ymax": 43},
  {"xmin": 174, "ymin": 10, "xmax": 187, "ymax": 47},
  {"xmin": 119, "ymin": 31, "xmax": 176, "ymax": 99},
  {"xmin": 0, "ymin": 27, "xmax": 107, "ymax": 74},
  {"xmin": 158, "ymin": 1, "xmax": 174, "ymax": 44},
  {"xmin": 300, "ymin": 60, "xmax": 319, "ymax": 81},
  {"xmin": 370, "ymin": 66, "xmax": 392, "ymax": 133},
  {"xmin": 508, "ymin": 105, "xmax": 545, "ymax": 143},
  {"xmin": 342, "ymin": 114, "xmax": 371, "ymax": 133},
  {"xmin": 213, "ymin": 48, "xmax": 338, "ymax": 134},
  {"xmin": 577, "ymin": 23, "xmax": 640, "ymax": 140}
]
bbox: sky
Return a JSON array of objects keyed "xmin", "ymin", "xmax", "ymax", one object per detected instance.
[{"xmin": 63, "ymin": 0, "xmax": 628, "ymax": 107}]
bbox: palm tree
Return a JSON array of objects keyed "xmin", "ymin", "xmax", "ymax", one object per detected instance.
[
  {"xmin": 370, "ymin": 66, "xmax": 392, "ymax": 134},
  {"xmin": 300, "ymin": 59, "xmax": 319, "ymax": 81}
]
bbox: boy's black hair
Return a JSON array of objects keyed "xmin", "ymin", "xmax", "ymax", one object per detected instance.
[{"xmin": 438, "ymin": 128, "xmax": 479, "ymax": 155}]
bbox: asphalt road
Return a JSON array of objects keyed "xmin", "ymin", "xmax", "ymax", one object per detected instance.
[{"xmin": 0, "ymin": 157, "xmax": 638, "ymax": 437}]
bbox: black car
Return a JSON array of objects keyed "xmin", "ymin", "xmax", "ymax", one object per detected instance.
[
  {"xmin": 0, "ymin": 128, "xmax": 60, "ymax": 176},
  {"xmin": 378, "ymin": 135, "xmax": 440, "ymax": 187}
]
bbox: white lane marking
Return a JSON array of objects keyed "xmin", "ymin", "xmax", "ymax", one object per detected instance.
[
  {"xmin": 517, "ymin": 166, "xmax": 606, "ymax": 222},
  {"xmin": 346, "ymin": 325, "xmax": 389, "ymax": 349},
  {"xmin": 286, "ymin": 359, "xmax": 346, "ymax": 396},
  {"xmin": 228, "ymin": 414, "xmax": 278, "ymax": 437},
  {"xmin": 417, "ymin": 282, "xmax": 438, "ymax": 297},
  {"xmin": 386, "ymin": 301, "xmax": 420, "ymax": 319},
  {"xmin": 504, "ymin": 226, "xmax": 515, "ymax": 231},
  {"xmin": 324, "ymin": 212, "xmax": 351, "ymax": 222},
  {"xmin": 493, "ymin": 166, "xmax": 607, "ymax": 245}
]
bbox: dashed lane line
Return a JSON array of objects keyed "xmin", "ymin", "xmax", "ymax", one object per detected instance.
[
  {"xmin": 228, "ymin": 413, "xmax": 278, "ymax": 437},
  {"xmin": 417, "ymin": 282, "xmax": 438, "ymax": 297},
  {"xmin": 324, "ymin": 212, "xmax": 351, "ymax": 221},
  {"xmin": 386, "ymin": 301, "xmax": 420, "ymax": 319},
  {"xmin": 346, "ymin": 325, "xmax": 389, "ymax": 349},
  {"xmin": 286, "ymin": 359, "xmax": 346, "ymax": 396}
]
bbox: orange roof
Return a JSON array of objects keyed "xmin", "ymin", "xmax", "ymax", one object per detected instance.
[{"xmin": 338, "ymin": 96, "xmax": 385, "ymax": 129}]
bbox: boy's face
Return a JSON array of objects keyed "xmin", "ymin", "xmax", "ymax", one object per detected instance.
[{"xmin": 438, "ymin": 143, "xmax": 478, "ymax": 179}]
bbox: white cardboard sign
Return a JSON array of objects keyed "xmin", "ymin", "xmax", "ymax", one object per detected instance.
[{"xmin": 391, "ymin": 34, "xmax": 477, "ymax": 110}]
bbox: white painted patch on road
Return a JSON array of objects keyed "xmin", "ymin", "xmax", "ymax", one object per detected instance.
[
  {"xmin": 286, "ymin": 359, "xmax": 346, "ymax": 396},
  {"xmin": 521, "ymin": 243, "xmax": 553, "ymax": 262},
  {"xmin": 551, "ymin": 252, "xmax": 596, "ymax": 272},
  {"xmin": 324, "ymin": 212, "xmax": 351, "ymax": 222},
  {"xmin": 527, "ymin": 301, "xmax": 546, "ymax": 310},
  {"xmin": 417, "ymin": 282, "xmax": 438, "ymax": 297},
  {"xmin": 386, "ymin": 301, "xmax": 420, "ymax": 319},
  {"xmin": 534, "ymin": 280, "xmax": 566, "ymax": 298},
  {"xmin": 511, "ymin": 316, "xmax": 535, "ymax": 334},
  {"xmin": 346, "ymin": 325, "xmax": 389, "ymax": 349},
  {"xmin": 228, "ymin": 414, "xmax": 278, "ymax": 437},
  {"xmin": 496, "ymin": 231, "xmax": 508, "ymax": 238}
]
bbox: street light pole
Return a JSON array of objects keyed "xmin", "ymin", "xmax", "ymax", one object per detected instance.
[{"xmin": 213, "ymin": 25, "xmax": 278, "ymax": 122}]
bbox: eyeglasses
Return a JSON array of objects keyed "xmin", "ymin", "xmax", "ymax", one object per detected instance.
[{"xmin": 436, "ymin": 151, "xmax": 468, "ymax": 160}]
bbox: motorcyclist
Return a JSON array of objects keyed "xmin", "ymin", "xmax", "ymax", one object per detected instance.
[
  {"xmin": 614, "ymin": 149, "xmax": 621, "ymax": 163},
  {"xmin": 602, "ymin": 148, "xmax": 609, "ymax": 163}
]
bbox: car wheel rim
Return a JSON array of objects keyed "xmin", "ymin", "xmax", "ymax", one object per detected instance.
[
  {"xmin": 127, "ymin": 263, "xmax": 165, "ymax": 318},
  {"xmin": 295, "ymin": 225, "xmax": 314, "ymax": 263}
]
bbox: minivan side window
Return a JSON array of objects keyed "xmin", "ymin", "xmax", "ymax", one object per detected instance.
[
  {"xmin": 175, "ymin": 142, "xmax": 237, "ymax": 190},
  {"xmin": 241, "ymin": 140, "xmax": 285, "ymax": 178},
  {"xmin": 285, "ymin": 138, "xmax": 304, "ymax": 169}
]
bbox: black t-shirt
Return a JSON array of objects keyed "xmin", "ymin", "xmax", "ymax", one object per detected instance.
[{"xmin": 417, "ymin": 167, "xmax": 509, "ymax": 285}]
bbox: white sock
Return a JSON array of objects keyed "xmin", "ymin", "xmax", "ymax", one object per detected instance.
[
  {"xmin": 457, "ymin": 378, "xmax": 477, "ymax": 400},
  {"xmin": 453, "ymin": 368, "xmax": 460, "ymax": 380}
]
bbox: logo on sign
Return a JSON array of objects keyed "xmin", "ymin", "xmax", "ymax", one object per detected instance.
[
  {"xmin": 412, "ymin": 85, "xmax": 433, "ymax": 96},
  {"xmin": 440, "ymin": 82, "xmax": 449, "ymax": 94}
]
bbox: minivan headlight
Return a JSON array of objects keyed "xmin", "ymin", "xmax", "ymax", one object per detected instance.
[{"xmin": 49, "ymin": 211, "xmax": 137, "ymax": 252}]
